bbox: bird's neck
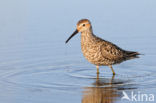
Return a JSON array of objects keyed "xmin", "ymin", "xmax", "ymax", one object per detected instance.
[
  {"xmin": 81, "ymin": 28, "xmax": 94, "ymax": 37},
  {"xmin": 81, "ymin": 28, "xmax": 95, "ymax": 43}
]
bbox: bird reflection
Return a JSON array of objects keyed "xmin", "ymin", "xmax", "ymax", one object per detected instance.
[{"xmin": 82, "ymin": 74, "xmax": 136, "ymax": 103}]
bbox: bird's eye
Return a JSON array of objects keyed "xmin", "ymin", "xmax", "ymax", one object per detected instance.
[{"xmin": 82, "ymin": 24, "xmax": 85, "ymax": 26}]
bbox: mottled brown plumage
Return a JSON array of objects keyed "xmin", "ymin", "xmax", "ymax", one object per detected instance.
[{"xmin": 66, "ymin": 19, "xmax": 140, "ymax": 75}]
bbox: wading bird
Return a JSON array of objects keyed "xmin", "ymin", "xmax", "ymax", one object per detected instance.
[{"xmin": 65, "ymin": 19, "xmax": 140, "ymax": 75}]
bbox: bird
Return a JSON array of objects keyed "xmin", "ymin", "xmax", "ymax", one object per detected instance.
[{"xmin": 65, "ymin": 19, "xmax": 140, "ymax": 75}]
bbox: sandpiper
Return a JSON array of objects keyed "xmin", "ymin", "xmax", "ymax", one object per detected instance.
[{"xmin": 65, "ymin": 19, "xmax": 140, "ymax": 75}]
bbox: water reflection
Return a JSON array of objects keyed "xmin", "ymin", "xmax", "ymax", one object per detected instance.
[{"xmin": 82, "ymin": 74, "xmax": 136, "ymax": 103}]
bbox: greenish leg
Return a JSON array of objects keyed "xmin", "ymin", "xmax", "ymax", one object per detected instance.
[
  {"xmin": 96, "ymin": 72, "xmax": 99, "ymax": 81},
  {"xmin": 110, "ymin": 74, "xmax": 115, "ymax": 84},
  {"xmin": 96, "ymin": 65, "xmax": 100, "ymax": 74},
  {"xmin": 109, "ymin": 65, "xmax": 116, "ymax": 75}
]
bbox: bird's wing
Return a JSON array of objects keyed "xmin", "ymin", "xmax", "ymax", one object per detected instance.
[{"xmin": 100, "ymin": 41, "xmax": 124, "ymax": 60}]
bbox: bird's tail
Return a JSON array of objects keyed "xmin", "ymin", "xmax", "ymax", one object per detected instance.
[{"xmin": 124, "ymin": 51, "xmax": 141, "ymax": 60}]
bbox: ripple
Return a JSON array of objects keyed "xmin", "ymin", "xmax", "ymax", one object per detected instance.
[
  {"xmin": 0, "ymin": 48, "xmax": 155, "ymax": 93},
  {"xmin": 65, "ymin": 63, "xmax": 156, "ymax": 89}
]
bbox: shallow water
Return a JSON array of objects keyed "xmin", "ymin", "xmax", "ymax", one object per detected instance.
[{"xmin": 0, "ymin": 0, "xmax": 156, "ymax": 103}]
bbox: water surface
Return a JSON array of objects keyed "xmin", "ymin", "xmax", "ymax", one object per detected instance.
[{"xmin": 0, "ymin": 0, "xmax": 156, "ymax": 103}]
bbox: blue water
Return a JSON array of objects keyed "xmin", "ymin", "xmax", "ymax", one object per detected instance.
[{"xmin": 0, "ymin": 0, "xmax": 156, "ymax": 103}]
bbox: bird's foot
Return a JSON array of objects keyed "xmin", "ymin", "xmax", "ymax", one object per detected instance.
[{"xmin": 96, "ymin": 71, "xmax": 100, "ymax": 74}]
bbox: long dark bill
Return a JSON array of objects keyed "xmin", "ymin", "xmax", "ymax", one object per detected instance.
[{"xmin": 65, "ymin": 29, "xmax": 78, "ymax": 44}]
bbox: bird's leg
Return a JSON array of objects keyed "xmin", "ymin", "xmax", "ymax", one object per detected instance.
[
  {"xmin": 109, "ymin": 65, "xmax": 115, "ymax": 75},
  {"xmin": 96, "ymin": 72, "xmax": 99, "ymax": 81},
  {"xmin": 107, "ymin": 74, "xmax": 115, "ymax": 85},
  {"xmin": 96, "ymin": 65, "xmax": 100, "ymax": 74}
]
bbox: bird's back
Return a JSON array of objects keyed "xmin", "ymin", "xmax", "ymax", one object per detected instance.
[
  {"xmin": 81, "ymin": 34, "xmax": 140, "ymax": 66},
  {"xmin": 99, "ymin": 36, "xmax": 140, "ymax": 64}
]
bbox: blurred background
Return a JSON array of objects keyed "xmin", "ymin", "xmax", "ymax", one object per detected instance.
[{"xmin": 0, "ymin": 0, "xmax": 156, "ymax": 103}]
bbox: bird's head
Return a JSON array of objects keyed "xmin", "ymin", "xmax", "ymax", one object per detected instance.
[
  {"xmin": 65, "ymin": 19, "xmax": 92, "ymax": 43},
  {"xmin": 76, "ymin": 19, "xmax": 91, "ymax": 32}
]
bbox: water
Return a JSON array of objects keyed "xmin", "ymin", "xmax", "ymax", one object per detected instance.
[{"xmin": 0, "ymin": 0, "xmax": 156, "ymax": 103}]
